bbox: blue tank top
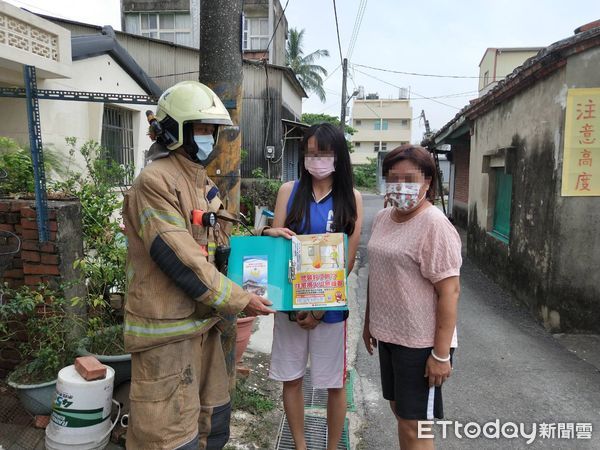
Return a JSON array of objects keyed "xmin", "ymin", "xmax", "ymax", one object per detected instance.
[{"xmin": 287, "ymin": 181, "xmax": 346, "ymax": 323}]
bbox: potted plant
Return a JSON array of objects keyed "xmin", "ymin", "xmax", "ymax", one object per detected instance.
[
  {"xmin": 72, "ymin": 238, "xmax": 131, "ymax": 387},
  {"xmin": 235, "ymin": 311, "xmax": 257, "ymax": 365},
  {"xmin": 0, "ymin": 283, "xmax": 77, "ymax": 415},
  {"xmin": 52, "ymin": 139, "xmax": 132, "ymax": 386}
]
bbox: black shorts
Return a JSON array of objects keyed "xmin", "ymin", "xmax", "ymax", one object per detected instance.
[{"xmin": 378, "ymin": 341, "xmax": 454, "ymax": 420}]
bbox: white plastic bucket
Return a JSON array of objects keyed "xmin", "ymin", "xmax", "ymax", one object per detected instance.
[{"xmin": 45, "ymin": 365, "xmax": 120, "ymax": 450}]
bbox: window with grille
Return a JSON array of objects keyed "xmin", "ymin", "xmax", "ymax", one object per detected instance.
[
  {"xmin": 101, "ymin": 106, "xmax": 135, "ymax": 186},
  {"xmin": 243, "ymin": 17, "xmax": 269, "ymax": 50},
  {"xmin": 374, "ymin": 142, "xmax": 379, "ymax": 152},
  {"xmin": 124, "ymin": 13, "xmax": 192, "ymax": 46}
]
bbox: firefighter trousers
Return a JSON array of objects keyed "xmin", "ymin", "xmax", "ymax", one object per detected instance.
[{"xmin": 126, "ymin": 327, "xmax": 231, "ymax": 449}]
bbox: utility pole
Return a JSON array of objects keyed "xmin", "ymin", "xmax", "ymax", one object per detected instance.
[
  {"xmin": 339, "ymin": 58, "xmax": 348, "ymax": 132},
  {"xmin": 199, "ymin": 0, "xmax": 243, "ymax": 217},
  {"xmin": 199, "ymin": 0, "xmax": 243, "ymax": 393},
  {"xmin": 421, "ymin": 110, "xmax": 446, "ymax": 215}
]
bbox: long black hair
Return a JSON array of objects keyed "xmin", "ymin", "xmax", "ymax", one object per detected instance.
[{"xmin": 285, "ymin": 123, "xmax": 357, "ymax": 235}]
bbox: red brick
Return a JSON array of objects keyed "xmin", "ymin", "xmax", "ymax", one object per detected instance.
[
  {"xmin": 23, "ymin": 264, "xmax": 60, "ymax": 276},
  {"xmin": 2, "ymin": 269, "xmax": 23, "ymax": 279},
  {"xmin": 40, "ymin": 254, "xmax": 59, "ymax": 265},
  {"xmin": 34, "ymin": 415, "xmax": 50, "ymax": 429},
  {"xmin": 14, "ymin": 224, "xmax": 22, "ymax": 234},
  {"xmin": 20, "ymin": 207, "xmax": 37, "ymax": 218},
  {"xmin": 24, "ymin": 276, "xmax": 43, "ymax": 286},
  {"xmin": 10, "ymin": 201, "xmax": 27, "ymax": 212},
  {"xmin": 21, "ymin": 241, "xmax": 39, "ymax": 251},
  {"xmin": 20, "ymin": 219, "xmax": 37, "ymax": 230},
  {"xmin": 6, "ymin": 213, "xmax": 19, "ymax": 224},
  {"xmin": 21, "ymin": 250, "xmax": 40, "ymax": 262},
  {"xmin": 0, "ymin": 224, "xmax": 15, "ymax": 232},
  {"xmin": 48, "ymin": 210, "xmax": 57, "ymax": 220},
  {"xmin": 40, "ymin": 243, "xmax": 56, "ymax": 253},
  {"xmin": 21, "ymin": 229, "xmax": 40, "ymax": 240},
  {"xmin": 0, "ymin": 202, "xmax": 10, "ymax": 212},
  {"xmin": 74, "ymin": 356, "xmax": 107, "ymax": 381}
]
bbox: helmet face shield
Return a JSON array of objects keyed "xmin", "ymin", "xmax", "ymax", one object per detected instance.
[{"xmin": 155, "ymin": 81, "xmax": 233, "ymax": 150}]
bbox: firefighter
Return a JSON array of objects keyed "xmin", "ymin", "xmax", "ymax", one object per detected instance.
[{"xmin": 123, "ymin": 80, "xmax": 274, "ymax": 450}]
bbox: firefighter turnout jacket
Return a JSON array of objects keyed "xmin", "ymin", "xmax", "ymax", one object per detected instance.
[{"xmin": 122, "ymin": 146, "xmax": 251, "ymax": 353}]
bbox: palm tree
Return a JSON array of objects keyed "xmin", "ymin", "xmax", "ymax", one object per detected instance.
[{"xmin": 286, "ymin": 28, "xmax": 329, "ymax": 102}]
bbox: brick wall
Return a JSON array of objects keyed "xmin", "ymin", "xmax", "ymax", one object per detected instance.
[
  {"xmin": 453, "ymin": 144, "xmax": 470, "ymax": 204},
  {"xmin": 0, "ymin": 198, "xmax": 85, "ymax": 378}
]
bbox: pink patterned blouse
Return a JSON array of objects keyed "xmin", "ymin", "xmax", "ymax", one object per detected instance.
[{"xmin": 367, "ymin": 205, "xmax": 462, "ymax": 348}]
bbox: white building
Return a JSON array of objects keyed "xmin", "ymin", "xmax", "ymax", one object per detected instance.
[
  {"xmin": 0, "ymin": 1, "xmax": 161, "ymax": 183},
  {"xmin": 350, "ymin": 92, "xmax": 412, "ymax": 165}
]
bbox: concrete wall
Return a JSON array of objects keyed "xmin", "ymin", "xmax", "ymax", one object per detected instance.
[
  {"xmin": 0, "ymin": 54, "xmax": 149, "ymax": 178},
  {"xmin": 478, "ymin": 49, "xmax": 495, "ymax": 92},
  {"xmin": 549, "ymin": 45, "xmax": 600, "ymax": 332},
  {"xmin": 478, "ymin": 49, "xmax": 540, "ymax": 95},
  {"xmin": 495, "ymin": 50, "xmax": 539, "ymax": 80},
  {"xmin": 352, "ymin": 141, "xmax": 404, "ymax": 165},
  {"xmin": 467, "ymin": 45, "xmax": 600, "ymax": 332},
  {"xmin": 0, "ymin": 2, "xmax": 72, "ymax": 79},
  {"xmin": 281, "ymin": 72, "xmax": 302, "ymax": 120},
  {"xmin": 351, "ymin": 99, "xmax": 412, "ymax": 165}
]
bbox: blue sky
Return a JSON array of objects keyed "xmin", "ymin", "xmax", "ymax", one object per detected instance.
[{"xmin": 6, "ymin": 0, "xmax": 599, "ymax": 142}]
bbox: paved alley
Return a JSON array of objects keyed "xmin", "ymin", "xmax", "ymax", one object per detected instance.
[{"xmin": 353, "ymin": 194, "xmax": 600, "ymax": 450}]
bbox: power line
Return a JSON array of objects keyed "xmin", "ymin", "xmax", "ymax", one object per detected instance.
[
  {"xmin": 150, "ymin": 70, "xmax": 199, "ymax": 79},
  {"xmin": 352, "ymin": 67, "xmax": 462, "ymax": 110},
  {"xmin": 347, "ymin": 0, "xmax": 368, "ymax": 60},
  {"xmin": 7, "ymin": 0, "xmax": 73, "ymax": 21},
  {"xmin": 332, "ymin": 0, "xmax": 344, "ymax": 65},
  {"xmin": 263, "ymin": 0, "xmax": 291, "ymax": 60},
  {"xmin": 316, "ymin": 101, "xmax": 340, "ymax": 114},
  {"xmin": 354, "ymin": 62, "xmax": 504, "ymax": 80},
  {"xmin": 322, "ymin": 64, "xmax": 342, "ymax": 83}
]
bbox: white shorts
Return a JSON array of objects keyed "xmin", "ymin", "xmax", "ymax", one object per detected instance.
[{"xmin": 269, "ymin": 312, "xmax": 347, "ymax": 389}]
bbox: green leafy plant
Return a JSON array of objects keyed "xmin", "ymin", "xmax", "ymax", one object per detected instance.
[
  {"xmin": 240, "ymin": 174, "xmax": 281, "ymax": 226},
  {"xmin": 52, "ymin": 138, "xmax": 129, "ymax": 355},
  {"xmin": 0, "ymin": 283, "xmax": 77, "ymax": 384},
  {"xmin": 353, "ymin": 157, "xmax": 377, "ymax": 189},
  {"xmin": 0, "ymin": 136, "xmax": 71, "ymax": 196},
  {"xmin": 232, "ymin": 378, "xmax": 274, "ymax": 414}
]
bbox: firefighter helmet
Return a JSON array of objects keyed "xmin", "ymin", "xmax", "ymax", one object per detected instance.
[{"xmin": 155, "ymin": 81, "xmax": 232, "ymax": 150}]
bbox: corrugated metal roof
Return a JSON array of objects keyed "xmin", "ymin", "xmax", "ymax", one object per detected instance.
[{"xmin": 71, "ymin": 26, "xmax": 162, "ymax": 98}]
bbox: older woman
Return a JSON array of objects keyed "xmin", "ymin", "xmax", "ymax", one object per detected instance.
[{"xmin": 363, "ymin": 145, "xmax": 462, "ymax": 450}]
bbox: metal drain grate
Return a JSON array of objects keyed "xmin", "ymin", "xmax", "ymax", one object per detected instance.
[
  {"xmin": 275, "ymin": 414, "xmax": 350, "ymax": 450},
  {"xmin": 303, "ymin": 369, "xmax": 356, "ymax": 411}
]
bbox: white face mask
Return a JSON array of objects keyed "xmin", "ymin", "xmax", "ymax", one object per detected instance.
[
  {"xmin": 194, "ymin": 134, "xmax": 215, "ymax": 161},
  {"xmin": 385, "ymin": 182, "xmax": 425, "ymax": 212}
]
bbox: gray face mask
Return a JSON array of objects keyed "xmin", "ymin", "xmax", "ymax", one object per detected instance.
[{"xmin": 193, "ymin": 134, "xmax": 215, "ymax": 161}]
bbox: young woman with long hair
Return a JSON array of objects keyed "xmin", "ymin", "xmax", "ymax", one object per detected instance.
[{"xmin": 264, "ymin": 123, "xmax": 363, "ymax": 450}]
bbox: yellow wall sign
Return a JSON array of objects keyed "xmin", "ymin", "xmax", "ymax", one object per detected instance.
[{"xmin": 562, "ymin": 88, "xmax": 600, "ymax": 196}]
